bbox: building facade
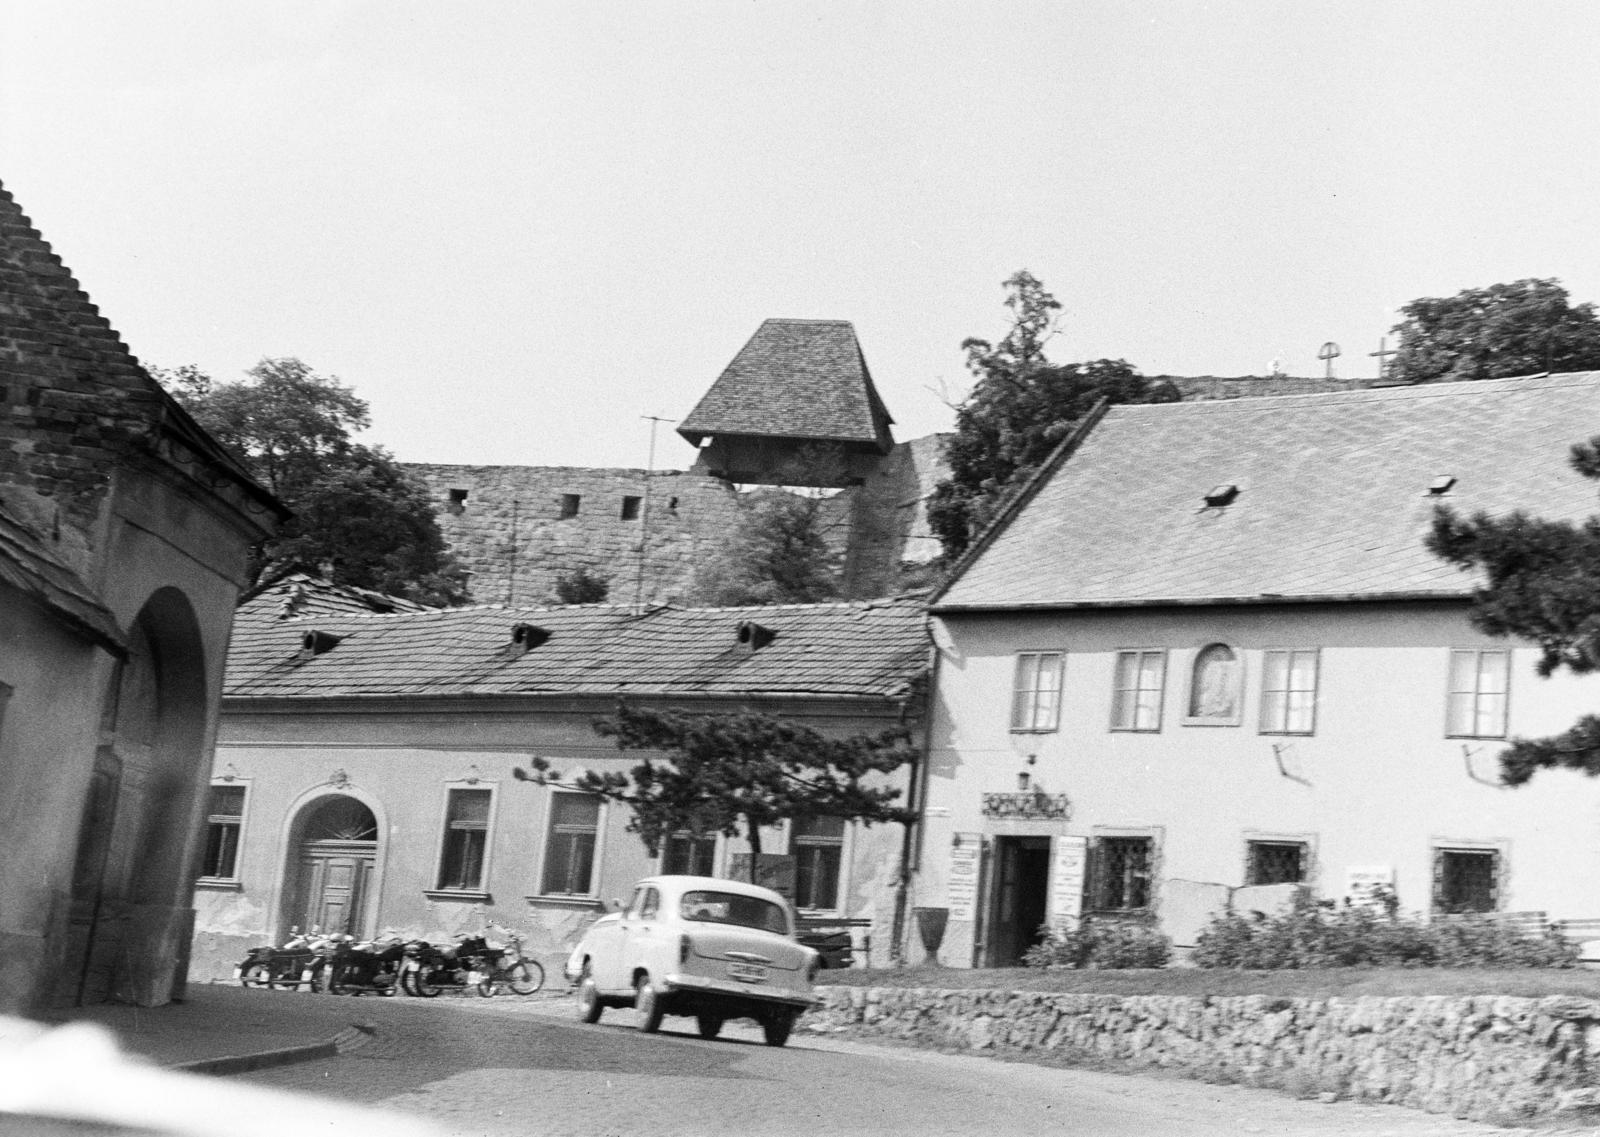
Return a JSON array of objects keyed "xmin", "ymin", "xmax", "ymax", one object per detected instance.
[
  {"xmin": 190, "ymin": 583, "xmax": 930, "ymax": 981},
  {"xmin": 911, "ymin": 374, "xmax": 1600, "ymax": 967},
  {"xmin": 0, "ymin": 180, "xmax": 281, "ymax": 1011}
]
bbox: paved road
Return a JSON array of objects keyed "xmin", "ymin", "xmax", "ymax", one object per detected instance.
[{"xmin": 241, "ymin": 991, "xmax": 1539, "ymax": 1137}]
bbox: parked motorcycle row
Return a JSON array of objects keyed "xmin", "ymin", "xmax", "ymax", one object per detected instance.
[{"xmin": 234, "ymin": 927, "xmax": 544, "ymax": 997}]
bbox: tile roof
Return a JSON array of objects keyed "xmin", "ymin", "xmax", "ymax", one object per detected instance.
[
  {"xmin": 0, "ymin": 504, "xmax": 122, "ymax": 650},
  {"xmin": 678, "ymin": 319, "xmax": 894, "ymax": 448},
  {"xmin": 237, "ymin": 572, "xmax": 432, "ymax": 626},
  {"xmin": 224, "ymin": 594, "xmax": 930, "ymax": 702},
  {"xmin": 936, "ymin": 372, "xmax": 1600, "ymax": 610}
]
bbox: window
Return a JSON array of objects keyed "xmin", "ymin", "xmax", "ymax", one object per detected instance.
[
  {"xmin": 1446, "ymin": 649, "xmax": 1509, "ymax": 738},
  {"xmin": 1260, "ymin": 649, "xmax": 1318, "ymax": 734},
  {"xmin": 541, "ymin": 792, "xmax": 600, "ymax": 895},
  {"xmin": 1110, "ymin": 651, "xmax": 1165, "ymax": 732},
  {"xmin": 621, "ymin": 495, "xmax": 642, "ymax": 520},
  {"xmin": 1090, "ymin": 836, "xmax": 1153, "ymax": 911},
  {"xmin": 628, "ymin": 885, "xmax": 660, "ymax": 920},
  {"xmin": 436, "ymin": 788, "xmax": 492, "ymax": 891},
  {"xmin": 199, "ymin": 783, "xmax": 246, "ymax": 880},
  {"xmin": 1185, "ymin": 643, "xmax": 1241, "ymax": 723},
  {"xmin": 662, "ymin": 831, "xmax": 717, "ymax": 876},
  {"xmin": 1245, "ymin": 840, "xmax": 1307, "ymax": 886},
  {"xmin": 1433, "ymin": 847, "xmax": 1500, "ymax": 914},
  {"xmin": 791, "ymin": 815, "xmax": 845, "ymax": 910},
  {"xmin": 559, "ymin": 493, "xmax": 581, "ymax": 519},
  {"xmin": 1010, "ymin": 652, "xmax": 1064, "ymax": 732}
]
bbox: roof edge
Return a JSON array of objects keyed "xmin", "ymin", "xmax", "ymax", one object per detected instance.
[{"xmin": 931, "ymin": 590, "xmax": 1473, "ymax": 615}]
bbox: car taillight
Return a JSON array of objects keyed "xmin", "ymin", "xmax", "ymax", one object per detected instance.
[{"xmin": 679, "ymin": 934, "xmax": 690, "ymax": 964}]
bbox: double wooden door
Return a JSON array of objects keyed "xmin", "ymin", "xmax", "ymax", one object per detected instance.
[{"xmin": 287, "ymin": 840, "xmax": 375, "ymax": 937}]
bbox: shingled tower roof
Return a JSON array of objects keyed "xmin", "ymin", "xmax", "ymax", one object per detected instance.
[{"xmin": 678, "ymin": 319, "xmax": 894, "ymax": 452}]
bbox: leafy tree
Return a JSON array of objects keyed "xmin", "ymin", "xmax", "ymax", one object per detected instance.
[
  {"xmin": 158, "ymin": 357, "xmax": 470, "ymax": 605},
  {"xmin": 1427, "ymin": 436, "xmax": 1600, "ymax": 784},
  {"xmin": 515, "ymin": 703, "xmax": 917, "ymax": 882},
  {"xmin": 552, "ymin": 566, "xmax": 611, "ymax": 604},
  {"xmin": 1389, "ymin": 278, "xmax": 1600, "ymax": 385},
  {"xmin": 928, "ymin": 271, "xmax": 1180, "ymax": 559},
  {"xmin": 687, "ymin": 488, "xmax": 841, "ymax": 606}
]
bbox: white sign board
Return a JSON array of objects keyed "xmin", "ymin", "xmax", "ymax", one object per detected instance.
[
  {"xmin": 947, "ymin": 834, "xmax": 982, "ymax": 921},
  {"xmin": 1048, "ymin": 835, "xmax": 1089, "ymax": 927},
  {"xmin": 1345, "ymin": 864, "xmax": 1395, "ymax": 909}
]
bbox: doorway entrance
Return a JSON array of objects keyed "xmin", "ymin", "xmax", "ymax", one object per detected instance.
[
  {"xmin": 284, "ymin": 796, "xmax": 379, "ymax": 939},
  {"xmin": 985, "ymin": 836, "xmax": 1051, "ymax": 967}
]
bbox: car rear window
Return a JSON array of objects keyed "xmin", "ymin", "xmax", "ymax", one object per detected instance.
[{"xmin": 679, "ymin": 890, "xmax": 789, "ymax": 934}]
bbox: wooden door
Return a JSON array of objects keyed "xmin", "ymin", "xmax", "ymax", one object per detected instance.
[{"xmin": 289, "ymin": 845, "xmax": 374, "ymax": 937}]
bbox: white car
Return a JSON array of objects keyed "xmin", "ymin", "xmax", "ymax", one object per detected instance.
[{"xmin": 563, "ymin": 875, "xmax": 820, "ymax": 1046}]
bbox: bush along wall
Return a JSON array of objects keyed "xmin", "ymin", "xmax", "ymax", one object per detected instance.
[{"xmin": 806, "ymin": 987, "xmax": 1600, "ymax": 1124}]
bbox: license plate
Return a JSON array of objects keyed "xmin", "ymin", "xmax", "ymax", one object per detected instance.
[{"xmin": 727, "ymin": 961, "xmax": 768, "ymax": 983}]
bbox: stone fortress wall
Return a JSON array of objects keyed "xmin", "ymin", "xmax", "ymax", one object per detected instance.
[{"xmin": 407, "ymin": 432, "xmax": 949, "ymax": 606}]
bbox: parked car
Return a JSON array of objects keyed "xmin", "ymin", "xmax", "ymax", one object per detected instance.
[{"xmin": 563, "ymin": 874, "xmax": 820, "ymax": 1046}]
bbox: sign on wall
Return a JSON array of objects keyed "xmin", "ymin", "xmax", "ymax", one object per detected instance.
[
  {"xmin": 1048, "ymin": 835, "xmax": 1088, "ymax": 927},
  {"xmin": 1345, "ymin": 865, "xmax": 1395, "ymax": 909},
  {"xmin": 979, "ymin": 792, "xmax": 1071, "ymax": 821},
  {"xmin": 947, "ymin": 834, "xmax": 982, "ymax": 921}
]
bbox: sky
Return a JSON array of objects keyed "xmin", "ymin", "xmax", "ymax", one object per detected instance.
[{"xmin": 6, "ymin": 2, "xmax": 1600, "ymax": 470}]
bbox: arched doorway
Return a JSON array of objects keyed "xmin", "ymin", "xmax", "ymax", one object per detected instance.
[{"xmin": 283, "ymin": 796, "xmax": 380, "ymax": 939}]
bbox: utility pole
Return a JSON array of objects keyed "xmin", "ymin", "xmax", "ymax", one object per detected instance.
[{"xmin": 633, "ymin": 416, "xmax": 673, "ymax": 611}]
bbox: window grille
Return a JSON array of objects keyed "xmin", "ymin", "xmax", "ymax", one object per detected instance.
[
  {"xmin": 1111, "ymin": 651, "xmax": 1165, "ymax": 731},
  {"xmin": 1446, "ymin": 650, "xmax": 1509, "ymax": 738},
  {"xmin": 542, "ymin": 792, "xmax": 600, "ymax": 895},
  {"xmin": 200, "ymin": 784, "xmax": 246, "ymax": 879},
  {"xmin": 791, "ymin": 815, "xmax": 845, "ymax": 910},
  {"xmin": 1010, "ymin": 652, "xmax": 1064, "ymax": 732},
  {"xmin": 1433, "ymin": 848, "xmax": 1499, "ymax": 914},
  {"xmin": 1091, "ymin": 836, "xmax": 1153, "ymax": 911},
  {"xmin": 436, "ymin": 788, "xmax": 491, "ymax": 891},
  {"xmin": 1246, "ymin": 840, "xmax": 1306, "ymax": 886},
  {"xmin": 1260, "ymin": 649, "xmax": 1318, "ymax": 734}
]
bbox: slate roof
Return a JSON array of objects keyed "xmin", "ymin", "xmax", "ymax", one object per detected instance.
[
  {"xmin": 0, "ymin": 503, "xmax": 122, "ymax": 650},
  {"xmin": 224, "ymin": 594, "xmax": 929, "ymax": 702},
  {"xmin": 238, "ymin": 571, "xmax": 431, "ymax": 626},
  {"xmin": 935, "ymin": 372, "xmax": 1600, "ymax": 611},
  {"xmin": 678, "ymin": 319, "xmax": 894, "ymax": 448}
]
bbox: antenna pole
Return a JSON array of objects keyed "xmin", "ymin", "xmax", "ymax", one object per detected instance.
[{"xmin": 634, "ymin": 416, "xmax": 672, "ymax": 610}]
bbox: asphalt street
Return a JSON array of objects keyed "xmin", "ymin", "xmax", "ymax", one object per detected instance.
[{"xmin": 235, "ymin": 990, "xmax": 1543, "ymax": 1137}]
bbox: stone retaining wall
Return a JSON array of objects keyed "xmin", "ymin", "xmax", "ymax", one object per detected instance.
[{"xmin": 809, "ymin": 986, "xmax": 1600, "ymax": 1124}]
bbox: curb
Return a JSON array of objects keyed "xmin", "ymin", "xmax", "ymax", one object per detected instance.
[{"xmin": 173, "ymin": 1023, "xmax": 375, "ymax": 1076}]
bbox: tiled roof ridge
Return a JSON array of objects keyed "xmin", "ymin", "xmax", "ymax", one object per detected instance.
[
  {"xmin": 1105, "ymin": 371, "xmax": 1600, "ymax": 418},
  {"xmin": 760, "ymin": 317, "xmax": 855, "ymax": 326},
  {"xmin": 263, "ymin": 594, "xmax": 924, "ymax": 625}
]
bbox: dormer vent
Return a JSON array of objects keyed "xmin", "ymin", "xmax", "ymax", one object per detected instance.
[
  {"xmin": 736, "ymin": 620, "xmax": 776, "ymax": 651},
  {"xmin": 511, "ymin": 622, "xmax": 550, "ymax": 652},
  {"xmin": 1428, "ymin": 475, "xmax": 1457, "ymax": 495},
  {"xmin": 1203, "ymin": 483, "xmax": 1240, "ymax": 507},
  {"xmin": 299, "ymin": 629, "xmax": 343, "ymax": 659}
]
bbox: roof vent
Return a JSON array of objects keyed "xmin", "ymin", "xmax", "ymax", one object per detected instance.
[
  {"xmin": 511, "ymin": 623, "xmax": 550, "ymax": 652},
  {"xmin": 1428, "ymin": 475, "xmax": 1457, "ymax": 495},
  {"xmin": 1203, "ymin": 483, "xmax": 1240, "ymax": 508},
  {"xmin": 736, "ymin": 620, "xmax": 776, "ymax": 651},
  {"xmin": 299, "ymin": 629, "xmax": 343, "ymax": 659}
]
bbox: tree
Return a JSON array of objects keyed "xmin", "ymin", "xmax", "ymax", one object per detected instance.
[
  {"xmin": 158, "ymin": 357, "xmax": 470, "ymax": 605},
  {"xmin": 927, "ymin": 271, "xmax": 1180, "ymax": 559},
  {"xmin": 687, "ymin": 488, "xmax": 841, "ymax": 606},
  {"xmin": 1389, "ymin": 278, "xmax": 1600, "ymax": 385},
  {"xmin": 552, "ymin": 566, "xmax": 611, "ymax": 604},
  {"xmin": 1427, "ymin": 435, "xmax": 1600, "ymax": 784},
  {"xmin": 515, "ymin": 703, "xmax": 917, "ymax": 882}
]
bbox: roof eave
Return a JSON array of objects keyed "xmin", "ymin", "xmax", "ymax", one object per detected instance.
[{"xmin": 931, "ymin": 589, "xmax": 1472, "ymax": 615}]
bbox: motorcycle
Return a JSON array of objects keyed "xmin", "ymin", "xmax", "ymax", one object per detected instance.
[
  {"xmin": 400, "ymin": 933, "xmax": 498, "ymax": 997},
  {"xmin": 325, "ymin": 933, "xmax": 405, "ymax": 996},
  {"xmin": 234, "ymin": 927, "xmax": 331, "ymax": 991}
]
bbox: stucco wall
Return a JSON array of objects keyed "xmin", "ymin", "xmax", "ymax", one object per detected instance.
[
  {"xmin": 808, "ymin": 985, "xmax": 1600, "ymax": 1124},
  {"xmin": 916, "ymin": 602, "xmax": 1600, "ymax": 968}
]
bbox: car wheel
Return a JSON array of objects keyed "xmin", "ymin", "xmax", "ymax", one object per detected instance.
[
  {"xmin": 634, "ymin": 974, "xmax": 665, "ymax": 1033},
  {"xmin": 695, "ymin": 1014, "xmax": 724, "ymax": 1040},
  {"xmin": 576, "ymin": 965, "xmax": 604, "ymax": 1024},
  {"xmin": 762, "ymin": 1011, "xmax": 795, "ymax": 1048},
  {"xmin": 240, "ymin": 963, "xmax": 271, "ymax": 989}
]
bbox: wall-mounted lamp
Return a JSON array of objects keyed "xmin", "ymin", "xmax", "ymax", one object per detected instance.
[
  {"xmin": 465, "ymin": 765, "xmax": 481, "ymax": 785},
  {"xmin": 219, "ymin": 763, "xmax": 239, "ymax": 782}
]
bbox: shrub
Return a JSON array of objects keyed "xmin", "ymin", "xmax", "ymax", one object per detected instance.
[
  {"xmin": 1193, "ymin": 894, "xmax": 1578, "ymax": 969},
  {"xmin": 1024, "ymin": 918, "xmax": 1172, "ymax": 970}
]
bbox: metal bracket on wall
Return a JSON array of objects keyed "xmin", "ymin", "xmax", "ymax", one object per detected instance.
[
  {"xmin": 1271, "ymin": 742, "xmax": 1310, "ymax": 786},
  {"xmin": 1461, "ymin": 745, "xmax": 1507, "ymax": 789}
]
